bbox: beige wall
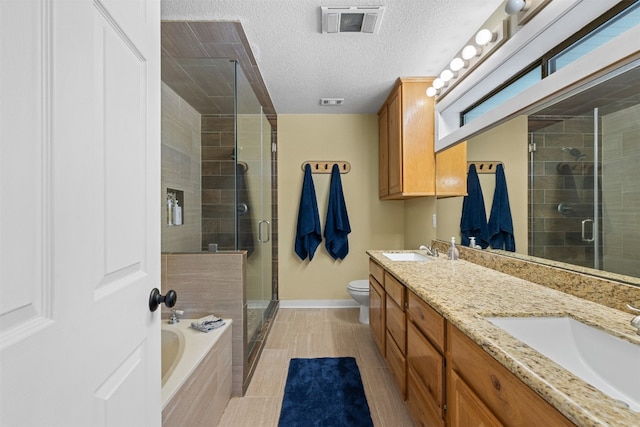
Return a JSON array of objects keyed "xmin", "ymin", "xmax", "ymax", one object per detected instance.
[
  {"xmin": 404, "ymin": 198, "xmax": 437, "ymax": 250},
  {"xmin": 436, "ymin": 116, "xmax": 528, "ymax": 253},
  {"xmin": 161, "ymin": 82, "xmax": 202, "ymax": 252},
  {"xmin": 278, "ymin": 114, "xmax": 405, "ymax": 300}
]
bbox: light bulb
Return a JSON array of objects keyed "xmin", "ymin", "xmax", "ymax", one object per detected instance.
[
  {"xmin": 475, "ymin": 29, "xmax": 495, "ymax": 46},
  {"xmin": 450, "ymin": 57, "xmax": 466, "ymax": 72},
  {"xmin": 426, "ymin": 87, "xmax": 438, "ymax": 97},
  {"xmin": 432, "ymin": 78, "xmax": 444, "ymax": 89},
  {"xmin": 505, "ymin": 0, "xmax": 527, "ymax": 15},
  {"xmin": 461, "ymin": 45, "xmax": 479, "ymax": 60},
  {"xmin": 440, "ymin": 69, "xmax": 454, "ymax": 82}
]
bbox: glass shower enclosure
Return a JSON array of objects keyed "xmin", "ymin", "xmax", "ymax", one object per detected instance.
[
  {"xmin": 528, "ymin": 62, "xmax": 640, "ymax": 279},
  {"xmin": 234, "ymin": 63, "xmax": 276, "ymax": 357}
]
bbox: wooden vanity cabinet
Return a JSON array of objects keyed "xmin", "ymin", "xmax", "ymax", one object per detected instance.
[
  {"xmin": 447, "ymin": 324, "xmax": 575, "ymax": 427},
  {"xmin": 378, "ymin": 77, "xmax": 436, "ymax": 200},
  {"xmin": 369, "ymin": 260, "xmax": 385, "ymax": 357},
  {"xmin": 369, "ymin": 258, "xmax": 575, "ymax": 426},
  {"xmin": 384, "ymin": 272, "xmax": 407, "ymax": 398},
  {"xmin": 406, "ymin": 291, "xmax": 446, "ymax": 427}
]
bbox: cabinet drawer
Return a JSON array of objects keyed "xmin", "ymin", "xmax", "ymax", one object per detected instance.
[
  {"xmin": 386, "ymin": 330, "xmax": 406, "ymax": 399},
  {"xmin": 407, "ymin": 321, "xmax": 444, "ymax": 423},
  {"xmin": 384, "ymin": 272, "xmax": 405, "ymax": 308},
  {"xmin": 407, "ymin": 290, "xmax": 445, "ymax": 353},
  {"xmin": 369, "ymin": 259, "xmax": 384, "ymax": 287},
  {"xmin": 386, "ymin": 296, "xmax": 406, "ymax": 353},
  {"xmin": 447, "ymin": 324, "xmax": 574, "ymax": 427}
]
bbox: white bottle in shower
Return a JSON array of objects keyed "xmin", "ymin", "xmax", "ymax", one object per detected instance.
[
  {"xmin": 173, "ymin": 200, "xmax": 182, "ymax": 225},
  {"xmin": 167, "ymin": 197, "xmax": 174, "ymax": 225}
]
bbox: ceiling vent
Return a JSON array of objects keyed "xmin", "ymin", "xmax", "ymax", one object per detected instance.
[
  {"xmin": 321, "ymin": 6, "xmax": 386, "ymax": 34},
  {"xmin": 320, "ymin": 98, "xmax": 345, "ymax": 106}
]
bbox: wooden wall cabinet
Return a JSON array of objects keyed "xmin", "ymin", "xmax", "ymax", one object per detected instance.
[
  {"xmin": 378, "ymin": 78, "xmax": 435, "ymax": 200},
  {"xmin": 436, "ymin": 141, "xmax": 468, "ymax": 198}
]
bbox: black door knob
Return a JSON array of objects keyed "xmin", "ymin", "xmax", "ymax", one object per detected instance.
[{"xmin": 149, "ymin": 288, "xmax": 177, "ymax": 312}]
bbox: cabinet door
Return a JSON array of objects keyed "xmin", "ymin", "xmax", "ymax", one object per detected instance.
[
  {"xmin": 369, "ymin": 276, "xmax": 385, "ymax": 357},
  {"xmin": 407, "ymin": 366, "xmax": 445, "ymax": 427},
  {"xmin": 378, "ymin": 107, "xmax": 389, "ymax": 197},
  {"xmin": 387, "ymin": 89, "xmax": 402, "ymax": 194},
  {"xmin": 407, "ymin": 321, "xmax": 445, "ymax": 426},
  {"xmin": 448, "ymin": 370, "xmax": 504, "ymax": 427},
  {"xmin": 436, "ymin": 141, "xmax": 468, "ymax": 197},
  {"xmin": 386, "ymin": 330, "xmax": 406, "ymax": 399}
]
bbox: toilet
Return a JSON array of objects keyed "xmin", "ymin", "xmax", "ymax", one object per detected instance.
[{"xmin": 347, "ymin": 280, "xmax": 370, "ymax": 324}]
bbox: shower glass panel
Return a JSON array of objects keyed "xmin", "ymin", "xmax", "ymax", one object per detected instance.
[
  {"xmin": 235, "ymin": 64, "xmax": 274, "ymax": 356},
  {"xmin": 528, "ymin": 63, "xmax": 640, "ymax": 277}
]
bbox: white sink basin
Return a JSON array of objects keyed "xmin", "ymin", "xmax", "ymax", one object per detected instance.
[
  {"xmin": 486, "ymin": 316, "xmax": 640, "ymax": 412},
  {"xmin": 382, "ymin": 252, "xmax": 430, "ymax": 262}
]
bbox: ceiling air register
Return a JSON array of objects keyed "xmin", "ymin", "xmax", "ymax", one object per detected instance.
[{"xmin": 321, "ymin": 6, "xmax": 386, "ymax": 34}]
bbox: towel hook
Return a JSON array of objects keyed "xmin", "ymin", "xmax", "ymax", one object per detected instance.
[{"xmin": 302, "ymin": 161, "xmax": 351, "ymax": 174}]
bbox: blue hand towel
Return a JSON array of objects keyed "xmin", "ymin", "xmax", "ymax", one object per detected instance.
[
  {"xmin": 460, "ymin": 164, "xmax": 490, "ymax": 248},
  {"xmin": 488, "ymin": 164, "xmax": 515, "ymax": 252},
  {"xmin": 295, "ymin": 164, "xmax": 322, "ymax": 260},
  {"xmin": 324, "ymin": 164, "xmax": 351, "ymax": 260}
]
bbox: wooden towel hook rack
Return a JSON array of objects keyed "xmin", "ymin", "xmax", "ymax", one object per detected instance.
[
  {"xmin": 467, "ymin": 161, "xmax": 503, "ymax": 174},
  {"xmin": 302, "ymin": 161, "xmax": 351, "ymax": 174}
]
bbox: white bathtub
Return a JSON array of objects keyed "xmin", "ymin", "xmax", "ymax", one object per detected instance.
[{"xmin": 161, "ymin": 318, "xmax": 232, "ymax": 408}]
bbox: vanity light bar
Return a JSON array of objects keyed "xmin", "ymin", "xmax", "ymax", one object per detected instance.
[{"xmin": 426, "ymin": 19, "xmax": 509, "ymax": 100}]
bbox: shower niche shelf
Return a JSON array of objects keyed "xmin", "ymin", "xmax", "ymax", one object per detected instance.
[{"xmin": 166, "ymin": 188, "xmax": 184, "ymax": 226}]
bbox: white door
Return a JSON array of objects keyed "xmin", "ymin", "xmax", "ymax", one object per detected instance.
[{"xmin": 0, "ymin": 1, "xmax": 161, "ymax": 426}]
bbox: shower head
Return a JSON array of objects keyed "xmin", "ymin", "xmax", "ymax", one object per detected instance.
[{"xmin": 562, "ymin": 147, "xmax": 586, "ymax": 161}]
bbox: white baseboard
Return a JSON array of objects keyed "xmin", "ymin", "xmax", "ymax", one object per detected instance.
[{"xmin": 278, "ymin": 299, "xmax": 359, "ymax": 309}]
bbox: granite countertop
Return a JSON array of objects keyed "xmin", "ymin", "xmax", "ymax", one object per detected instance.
[{"xmin": 367, "ymin": 250, "xmax": 640, "ymax": 427}]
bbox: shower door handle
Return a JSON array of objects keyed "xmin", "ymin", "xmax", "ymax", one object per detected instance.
[
  {"xmin": 581, "ymin": 219, "xmax": 595, "ymax": 242},
  {"xmin": 258, "ymin": 220, "xmax": 271, "ymax": 243}
]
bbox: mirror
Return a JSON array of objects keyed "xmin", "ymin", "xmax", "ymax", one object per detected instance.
[{"xmin": 436, "ymin": 61, "xmax": 640, "ymax": 286}]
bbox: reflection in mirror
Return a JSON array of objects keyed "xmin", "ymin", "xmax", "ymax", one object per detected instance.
[{"xmin": 436, "ymin": 62, "xmax": 640, "ymax": 285}]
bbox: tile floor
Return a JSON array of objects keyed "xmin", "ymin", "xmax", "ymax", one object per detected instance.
[{"xmin": 218, "ymin": 308, "xmax": 415, "ymax": 426}]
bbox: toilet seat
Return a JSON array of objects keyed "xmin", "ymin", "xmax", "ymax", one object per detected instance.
[{"xmin": 347, "ymin": 280, "xmax": 369, "ymax": 291}]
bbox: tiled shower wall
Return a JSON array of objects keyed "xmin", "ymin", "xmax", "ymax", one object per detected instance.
[
  {"xmin": 161, "ymin": 82, "xmax": 202, "ymax": 252},
  {"xmin": 529, "ymin": 116, "xmax": 602, "ymax": 268},
  {"xmin": 201, "ymin": 115, "xmax": 236, "ymax": 251},
  {"xmin": 601, "ymin": 104, "xmax": 640, "ymax": 277}
]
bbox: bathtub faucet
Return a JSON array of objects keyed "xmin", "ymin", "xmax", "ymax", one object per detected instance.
[{"xmin": 169, "ymin": 309, "xmax": 184, "ymax": 324}]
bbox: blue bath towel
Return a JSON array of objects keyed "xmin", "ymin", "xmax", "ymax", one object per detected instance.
[
  {"xmin": 295, "ymin": 164, "xmax": 322, "ymax": 260},
  {"xmin": 460, "ymin": 164, "xmax": 490, "ymax": 248},
  {"xmin": 488, "ymin": 164, "xmax": 515, "ymax": 251},
  {"xmin": 324, "ymin": 164, "xmax": 351, "ymax": 260}
]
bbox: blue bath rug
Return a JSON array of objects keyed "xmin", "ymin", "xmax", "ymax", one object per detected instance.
[{"xmin": 278, "ymin": 357, "xmax": 374, "ymax": 427}]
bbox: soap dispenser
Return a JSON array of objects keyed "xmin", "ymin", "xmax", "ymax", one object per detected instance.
[{"xmin": 448, "ymin": 237, "xmax": 459, "ymax": 261}]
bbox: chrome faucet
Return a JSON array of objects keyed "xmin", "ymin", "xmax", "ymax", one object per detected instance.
[
  {"xmin": 628, "ymin": 304, "xmax": 640, "ymax": 336},
  {"xmin": 419, "ymin": 245, "xmax": 439, "ymax": 257},
  {"xmin": 169, "ymin": 309, "xmax": 184, "ymax": 324}
]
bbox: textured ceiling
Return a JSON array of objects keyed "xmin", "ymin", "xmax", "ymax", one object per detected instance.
[{"xmin": 161, "ymin": 0, "xmax": 506, "ymax": 115}]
